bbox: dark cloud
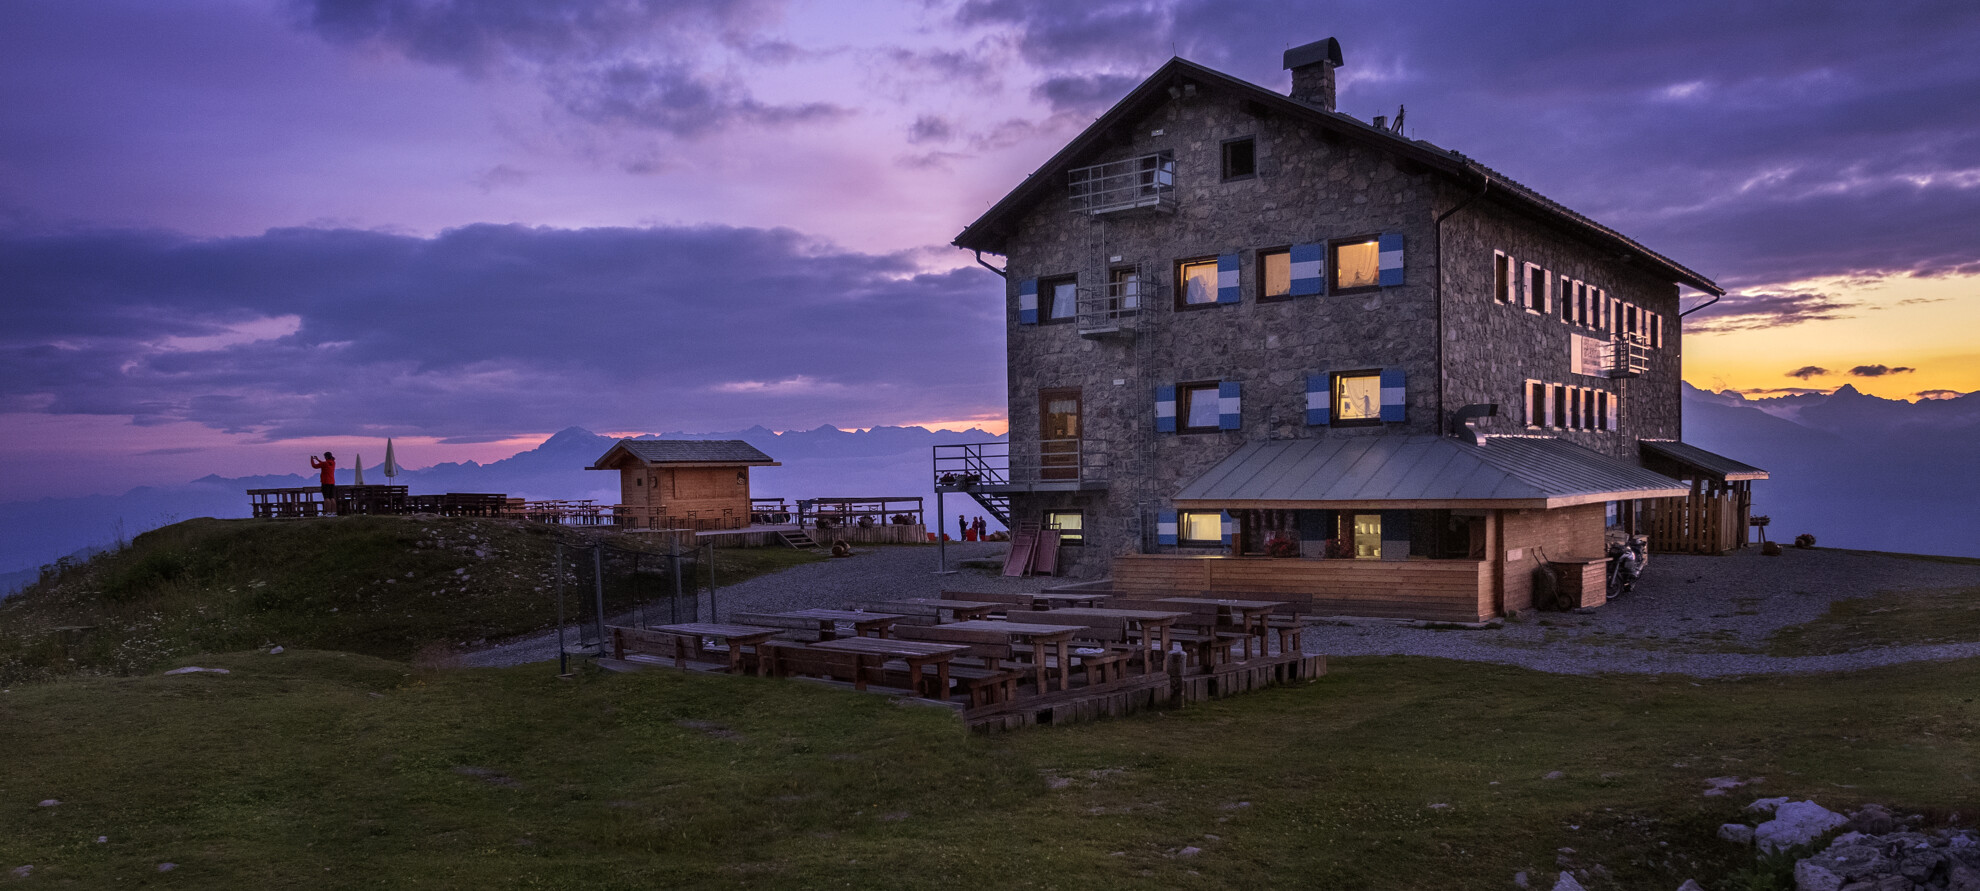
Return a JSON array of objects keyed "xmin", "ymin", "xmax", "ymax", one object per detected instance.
[
  {"xmin": 907, "ymin": 114, "xmax": 955, "ymax": 144},
  {"xmin": 0, "ymin": 224, "xmax": 1004, "ymax": 440},
  {"xmin": 1031, "ymin": 73, "xmax": 1141, "ymax": 114},
  {"xmin": 1785, "ymin": 366, "xmax": 1828, "ymax": 380},
  {"xmin": 1683, "ymin": 291, "xmax": 1858, "ymax": 333},
  {"xmin": 1736, "ymin": 387, "xmax": 1829, "ymax": 397},
  {"xmin": 293, "ymin": 0, "xmax": 834, "ymax": 137},
  {"xmin": 1849, "ymin": 365, "xmax": 1916, "ymax": 377},
  {"xmin": 953, "ymin": 1, "xmax": 1980, "ymax": 286}
]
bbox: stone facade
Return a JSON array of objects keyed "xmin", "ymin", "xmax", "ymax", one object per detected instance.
[{"xmin": 978, "ymin": 63, "xmax": 1699, "ymax": 580}]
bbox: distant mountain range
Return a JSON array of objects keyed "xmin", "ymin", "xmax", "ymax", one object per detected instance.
[
  {"xmin": 0, "ymin": 425, "xmax": 1006, "ymax": 587},
  {"xmin": 5, "ymin": 386, "xmax": 1976, "ymax": 590},
  {"xmin": 1679, "ymin": 383, "xmax": 1979, "ymax": 558}
]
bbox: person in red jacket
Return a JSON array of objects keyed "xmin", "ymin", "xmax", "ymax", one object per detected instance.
[{"xmin": 309, "ymin": 451, "xmax": 337, "ymax": 516}]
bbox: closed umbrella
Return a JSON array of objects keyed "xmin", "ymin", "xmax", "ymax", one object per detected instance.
[
  {"xmin": 353, "ymin": 453, "xmax": 366, "ymax": 486},
  {"xmin": 383, "ymin": 438, "xmax": 400, "ymax": 483}
]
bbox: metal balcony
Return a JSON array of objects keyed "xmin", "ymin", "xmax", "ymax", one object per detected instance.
[
  {"xmin": 1608, "ymin": 333, "xmax": 1649, "ymax": 378},
  {"xmin": 1076, "ymin": 277, "xmax": 1143, "ymax": 338},
  {"xmin": 1068, "ymin": 152, "xmax": 1175, "ymax": 216},
  {"xmin": 933, "ymin": 439, "xmax": 1111, "ymax": 492}
]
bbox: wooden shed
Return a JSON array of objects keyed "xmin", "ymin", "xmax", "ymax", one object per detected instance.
[{"xmin": 588, "ymin": 439, "xmax": 779, "ymax": 530}]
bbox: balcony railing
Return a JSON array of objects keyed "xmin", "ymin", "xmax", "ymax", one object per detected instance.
[
  {"xmin": 1076, "ymin": 279, "xmax": 1141, "ymax": 335},
  {"xmin": 1068, "ymin": 152, "xmax": 1175, "ymax": 215},
  {"xmin": 1608, "ymin": 333, "xmax": 1649, "ymax": 378},
  {"xmin": 934, "ymin": 439, "xmax": 1111, "ymax": 489}
]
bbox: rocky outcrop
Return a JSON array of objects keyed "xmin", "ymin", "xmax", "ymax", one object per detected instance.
[{"xmin": 1719, "ymin": 798, "xmax": 1979, "ymax": 891}]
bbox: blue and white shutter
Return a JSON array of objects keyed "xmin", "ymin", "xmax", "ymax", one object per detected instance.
[
  {"xmin": 1017, "ymin": 278, "xmax": 1039, "ymax": 325},
  {"xmin": 1157, "ymin": 509, "xmax": 1179, "ymax": 546},
  {"xmin": 1289, "ymin": 243, "xmax": 1323, "ymax": 296},
  {"xmin": 1218, "ymin": 381, "xmax": 1242, "ymax": 430},
  {"xmin": 1216, "ymin": 253, "xmax": 1241, "ymax": 304},
  {"xmin": 1379, "ymin": 368, "xmax": 1406, "ymax": 422},
  {"xmin": 1377, "ymin": 233, "xmax": 1405, "ymax": 286},
  {"xmin": 1305, "ymin": 373, "xmax": 1329, "ymax": 425},
  {"xmin": 1155, "ymin": 385, "xmax": 1177, "ymax": 433},
  {"xmin": 1220, "ymin": 511, "xmax": 1235, "ymax": 546}
]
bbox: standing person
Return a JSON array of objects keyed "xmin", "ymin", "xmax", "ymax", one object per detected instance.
[
  {"xmin": 958, "ymin": 514, "xmax": 968, "ymax": 542},
  {"xmin": 309, "ymin": 451, "xmax": 337, "ymax": 516}
]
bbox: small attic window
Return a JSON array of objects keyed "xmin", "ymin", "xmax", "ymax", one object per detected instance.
[{"xmin": 1221, "ymin": 137, "xmax": 1256, "ymax": 180}]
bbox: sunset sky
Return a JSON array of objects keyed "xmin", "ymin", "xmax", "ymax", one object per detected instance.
[{"xmin": 3, "ymin": 1, "xmax": 1977, "ymax": 500}]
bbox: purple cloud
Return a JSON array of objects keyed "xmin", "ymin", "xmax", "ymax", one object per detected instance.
[
  {"xmin": 0, "ymin": 224, "xmax": 1005, "ymax": 440},
  {"xmin": 1684, "ymin": 291, "xmax": 1858, "ymax": 332}
]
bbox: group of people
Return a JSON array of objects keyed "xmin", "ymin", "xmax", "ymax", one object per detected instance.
[{"xmin": 958, "ymin": 515, "xmax": 991, "ymax": 541}]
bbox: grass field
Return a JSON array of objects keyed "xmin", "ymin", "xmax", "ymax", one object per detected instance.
[
  {"xmin": 4, "ymin": 649, "xmax": 1977, "ymax": 889},
  {"xmin": 0, "ymin": 516, "xmax": 822, "ymax": 685}
]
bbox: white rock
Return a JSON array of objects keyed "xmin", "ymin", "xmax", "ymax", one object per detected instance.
[
  {"xmin": 37, "ymin": 799, "xmax": 59, "ymax": 807},
  {"xmin": 1677, "ymin": 881, "xmax": 1704, "ymax": 891},
  {"xmin": 1543, "ymin": 770, "xmax": 1565, "ymax": 780},
  {"xmin": 1513, "ymin": 870, "xmax": 1530, "ymax": 888},
  {"xmin": 1791, "ymin": 859, "xmax": 1842, "ymax": 891},
  {"xmin": 157, "ymin": 862, "xmax": 176, "ymax": 872},
  {"xmin": 1551, "ymin": 871, "xmax": 1586, "ymax": 891},
  {"xmin": 268, "ymin": 646, "xmax": 284, "ymax": 655},
  {"xmin": 1177, "ymin": 846, "xmax": 1201, "ymax": 857},
  {"xmin": 1758, "ymin": 800, "xmax": 1849, "ymax": 854},
  {"xmin": 164, "ymin": 666, "xmax": 229, "ymax": 675},
  {"xmin": 1718, "ymin": 823, "xmax": 1755, "ymax": 845},
  {"xmin": 1748, "ymin": 796, "xmax": 1791, "ymax": 814},
  {"xmin": 9, "ymin": 866, "xmax": 31, "ymax": 879},
  {"xmin": 97, "ymin": 836, "xmax": 107, "ymax": 843}
]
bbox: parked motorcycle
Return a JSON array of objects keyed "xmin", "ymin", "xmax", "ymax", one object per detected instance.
[{"xmin": 1606, "ymin": 534, "xmax": 1650, "ymax": 598}]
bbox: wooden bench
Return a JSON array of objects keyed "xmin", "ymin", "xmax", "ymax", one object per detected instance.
[
  {"xmin": 994, "ymin": 611, "xmax": 1141, "ymax": 685},
  {"xmin": 940, "ymin": 590, "xmax": 1040, "ymax": 612},
  {"xmin": 730, "ymin": 612, "xmax": 829, "ymax": 642},
  {"xmin": 1104, "ymin": 600, "xmax": 1249, "ymax": 667},
  {"xmin": 893, "ymin": 625, "xmax": 1025, "ymax": 706},
  {"xmin": 760, "ymin": 641, "xmax": 863, "ymax": 685}
]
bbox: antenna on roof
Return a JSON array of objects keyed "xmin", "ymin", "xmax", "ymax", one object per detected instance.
[{"xmin": 1389, "ymin": 105, "xmax": 1405, "ymax": 133}]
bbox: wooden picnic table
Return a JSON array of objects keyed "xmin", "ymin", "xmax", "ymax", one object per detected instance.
[
  {"xmin": 1034, "ymin": 591, "xmax": 1109, "ymax": 609},
  {"xmin": 937, "ymin": 619, "xmax": 1088, "ymax": 693},
  {"xmin": 645, "ymin": 622, "xmax": 783, "ymax": 675},
  {"xmin": 807, "ymin": 637, "xmax": 969, "ymax": 701},
  {"xmin": 1016, "ymin": 607, "xmax": 1187, "ymax": 675},
  {"xmin": 759, "ymin": 609, "xmax": 907, "ymax": 640},
  {"xmin": 870, "ymin": 598, "xmax": 1001, "ymax": 622},
  {"xmin": 1153, "ymin": 597, "xmax": 1284, "ymax": 655}
]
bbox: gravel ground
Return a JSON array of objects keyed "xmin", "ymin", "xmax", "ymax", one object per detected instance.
[
  {"xmin": 464, "ymin": 543, "xmax": 1980, "ymax": 676},
  {"xmin": 1304, "ymin": 546, "xmax": 1980, "ymax": 676}
]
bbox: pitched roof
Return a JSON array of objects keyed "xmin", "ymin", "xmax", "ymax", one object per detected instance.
[
  {"xmin": 587, "ymin": 439, "xmax": 777, "ymax": 469},
  {"xmin": 1639, "ymin": 440, "xmax": 1769, "ymax": 481},
  {"xmin": 954, "ymin": 57, "xmax": 1722, "ymax": 296},
  {"xmin": 1173, "ymin": 435, "xmax": 1688, "ymax": 509}
]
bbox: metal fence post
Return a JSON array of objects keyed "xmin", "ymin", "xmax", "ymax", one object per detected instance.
[
  {"xmin": 705, "ymin": 542, "xmax": 717, "ymax": 622},
  {"xmin": 591, "ymin": 546, "xmax": 607, "ymax": 654},
  {"xmin": 671, "ymin": 535, "xmax": 685, "ymax": 623},
  {"xmin": 555, "ymin": 544, "xmax": 567, "ymax": 675}
]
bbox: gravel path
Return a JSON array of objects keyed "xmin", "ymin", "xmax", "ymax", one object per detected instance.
[{"xmin": 464, "ymin": 544, "xmax": 1980, "ymax": 676}]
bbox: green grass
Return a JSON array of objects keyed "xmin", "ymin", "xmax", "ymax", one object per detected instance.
[
  {"xmin": 0, "ymin": 517, "xmax": 822, "ymax": 684},
  {"xmin": 1767, "ymin": 586, "xmax": 1980, "ymax": 656},
  {"xmin": 3, "ymin": 651, "xmax": 1978, "ymax": 889}
]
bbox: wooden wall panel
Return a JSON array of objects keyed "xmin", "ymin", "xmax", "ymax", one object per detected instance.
[{"xmin": 1110, "ymin": 555, "xmax": 1490, "ymax": 622}]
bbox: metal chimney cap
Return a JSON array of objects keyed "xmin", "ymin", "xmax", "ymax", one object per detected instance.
[{"xmin": 1283, "ymin": 37, "xmax": 1344, "ymax": 71}]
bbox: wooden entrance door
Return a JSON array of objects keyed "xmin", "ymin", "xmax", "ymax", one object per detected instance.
[{"xmin": 1039, "ymin": 388, "xmax": 1082, "ymax": 481}]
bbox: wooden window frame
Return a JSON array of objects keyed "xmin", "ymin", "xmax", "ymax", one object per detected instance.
[
  {"xmin": 1493, "ymin": 251, "xmax": 1512, "ymax": 303},
  {"xmin": 1176, "ymin": 380, "xmax": 1222, "ymax": 434},
  {"xmin": 1039, "ymin": 274, "xmax": 1078, "ymax": 324},
  {"xmin": 1256, "ymin": 245, "xmax": 1293, "ymax": 302},
  {"xmin": 1220, "ymin": 136, "xmax": 1257, "ymax": 181},
  {"xmin": 1329, "ymin": 235, "xmax": 1382, "ymax": 295},
  {"xmin": 1330, "ymin": 369, "xmax": 1384, "ymax": 428},
  {"xmin": 1044, "ymin": 509, "xmax": 1085, "ymax": 546},
  {"xmin": 1174, "ymin": 256, "xmax": 1221, "ymax": 311}
]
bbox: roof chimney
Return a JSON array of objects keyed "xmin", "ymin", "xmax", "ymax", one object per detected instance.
[{"xmin": 1283, "ymin": 37, "xmax": 1343, "ymax": 112}]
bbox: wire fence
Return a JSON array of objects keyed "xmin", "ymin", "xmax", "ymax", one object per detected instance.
[{"xmin": 550, "ymin": 539, "xmax": 718, "ymax": 672}]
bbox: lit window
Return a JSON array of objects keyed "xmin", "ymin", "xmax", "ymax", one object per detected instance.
[
  {"xmin": 1259, "ymin": 248, "xmax": 1291, "ymax": 300},
  {"xmin": 1179, "ymin": 510, "xmax": 1224, "ymax": 545},
  {"xmin": 1221, "ymin": 137, "xmax": 1256, "ymax": 180},
  {"xmin": 1179, "ymin": 382, "xmax": 1221, "ymax": 433},
  {"xmin": 1332, "ymin": 238, "xmax": 1380, "ymax": 292},
  {"xmin": 1350, "ymin": 513, "xmax": 1381, "ymax": 558},
  {"xmin": 1045, "ymin": 510, "xmax": 1084, "ymax": 545},
  {"xmin": 1177, "ymin": 258, "xmax": 1219, "ymax": 307},
  {"xmin": 1332, "ymin": 370, "xmax": 1381, "ymax": 426}
]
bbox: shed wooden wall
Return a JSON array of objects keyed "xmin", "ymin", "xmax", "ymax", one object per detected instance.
[
  {"xmin": 1496, "ymin": 503, "xmax": 1606, "ymax": 613},
  {"xmin": 618, "ymin": 465, "xmax": 754, "ymax": 523},
  {"xmin": 1110, "ymin": 555, "xmax": 1492, "ymax": 622}
]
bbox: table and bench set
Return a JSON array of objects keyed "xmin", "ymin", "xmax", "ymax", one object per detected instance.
[{"xmin": 603, "ymin": 589, "xmax": 1315, "ymax": 716}]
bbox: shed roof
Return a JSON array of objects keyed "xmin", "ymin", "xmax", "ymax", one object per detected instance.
[
  {"xmin": 1173, "ymin": 435, "xmax": 1688, "ymax": 510},
  {"xmin": 587, "ymin": 439, "xmax": 778, "ymax": 470},
  {"xmin": 1639, "ymin": 440, "xmax": 1769, "ymax": 481},
  {"xmin": 953, "ymin": 57, "xmax": 1722, "ymax": 296}
]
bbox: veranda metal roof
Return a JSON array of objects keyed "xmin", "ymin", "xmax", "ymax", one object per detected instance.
[
  {"xmin": 1639, "ymin": 440, "xmax": 1770, "ymax": 481},
  {"xmin": 1173, "ymin": 435, "xmax": 1689, "ymax": 510}
]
